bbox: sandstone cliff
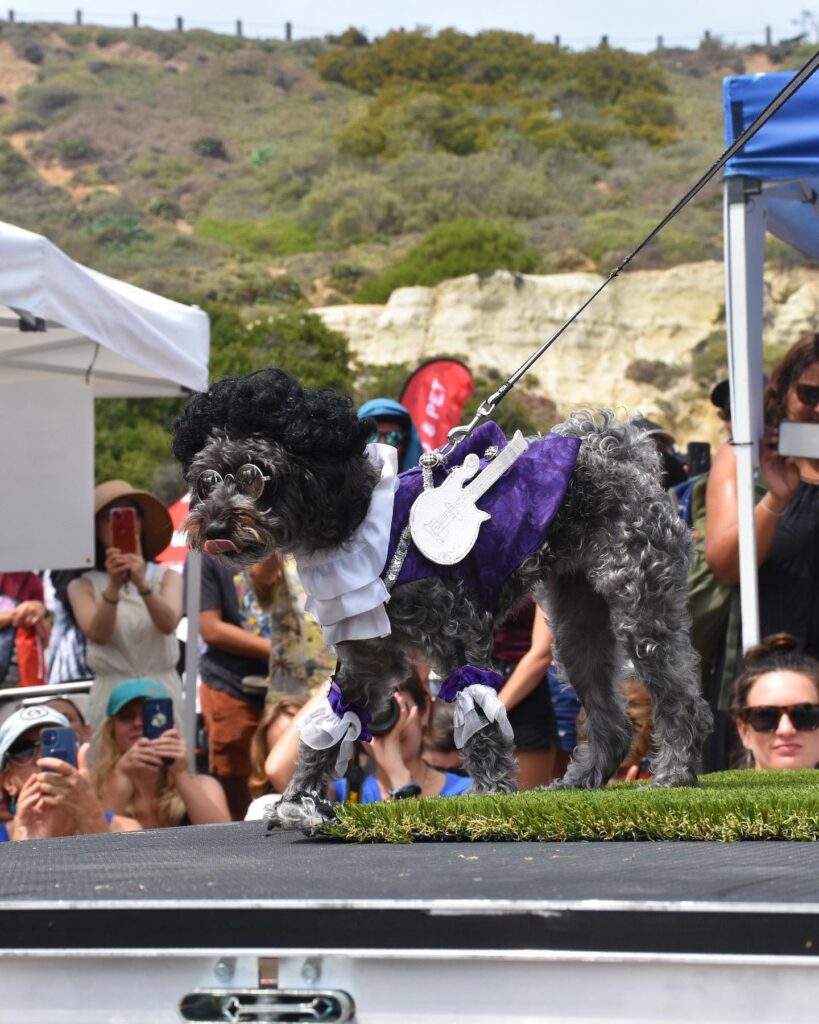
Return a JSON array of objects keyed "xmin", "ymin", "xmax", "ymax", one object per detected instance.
[{"xmin": 316, "ymin": 261, "xmax": 819, "ymax": 451}]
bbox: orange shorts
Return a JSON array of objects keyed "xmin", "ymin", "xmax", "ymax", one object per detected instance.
[{"xmin": 199, "ymin": 683, "xmax": 263, "ymax": 779}]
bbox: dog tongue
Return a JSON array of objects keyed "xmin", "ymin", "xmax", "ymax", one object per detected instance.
[{"xmin": 204, "ymin": 539, "xmax": 240, "ymax": 556}]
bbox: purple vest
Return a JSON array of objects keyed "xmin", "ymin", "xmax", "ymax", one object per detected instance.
[{"xmin": 383, "ymin": 422, "xmax": 580, "ymax": 614}]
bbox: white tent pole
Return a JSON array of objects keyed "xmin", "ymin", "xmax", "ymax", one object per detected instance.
[
  {"xmin": 183, "ymin": 549, "xmax": 201, "ymax": 768},
  {"xmin": 723, "ymin": 176, "xmax": 766, "ymax": 652}
]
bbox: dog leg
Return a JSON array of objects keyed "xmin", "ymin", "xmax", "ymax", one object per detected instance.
[
  {"xmin": 541, "ymin": 574, "xmax": 632, "ymax": 789},
  {"xmin": 624, "ymin": 613, "xmax": 712, "ymax": 788},
  {"xmin": 268, "ymin": 638, "xmax": 406, "ymax": 832},
  {"xmin": 266, "ymin": 741, "xmax": 342, "ymax": 833},
  {"xmin": 462, "ymin": 717, "xmax": 518, "ymax": 794},
  {"xmin": 595, "ymin": 550, "xmax": 712, "ymax": 788}
]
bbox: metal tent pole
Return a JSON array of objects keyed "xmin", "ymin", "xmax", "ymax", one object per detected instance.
[
  {"xmin": 723, "ymin": 175, "xmax": 766, "ymax": 651},
  {"xmin": 183, "ymin": 549, "xmax": 201, "ymax": 768}
]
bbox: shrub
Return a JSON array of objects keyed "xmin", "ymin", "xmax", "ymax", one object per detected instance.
[
  {"xmin": 195, "ymin": 216, "xmax": 316, "ymax": 257},
  {"xmin": 58, "ymin": 136, "xmax": 98, "ymax": 165},
  {"xmin": 30, "ymin": 84, "xmax": 80, "ymax": 117},
  {"xmin": 191, "ymin": 136, "xmax": 230, "ymax": 160},
  {"xmin": 21, "ymin": 43, "xmax": 45, "ymax": 66},
  {"xmin": 329, "ymin": 262, "xmax": 369, "ymax": 290},
  {"xmin": 0, "ymin": 142, "xmax": 37, "ymax": 192},
  {"xmin": 202, "ymin": 301, "xmax": 354, "ymax": 391},
  {"xmin": 336, "ymin": 119, "xmax": 388, "ymax": 158},
  {"xmin": 84, "ymin": 214, "xmax": 154, "ymax": 250},
  {"xmin": 251, "ymin": 143, "xmax": 278, "ymax": 167},
  {"xmin": 690, "ymin": 329, "xmax": 728, "ymax": 387},
  {"xmin": 147, "ymin": 196, "xmax": 182, "ymax": 220},
  {"xmin": 356, "ymin": 219, "xmax": 539, "ymax": 303},
  {"xmin": 626, "ymin": 359, "xmax": 679, "ymax": 391},
  {"xmin": 300, "ymin": 173, "xmax": 404, "ymax": 242}
]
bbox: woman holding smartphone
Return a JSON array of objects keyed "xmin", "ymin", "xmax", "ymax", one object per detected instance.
[
  {"xmin": 68, "ymin": 480, "xmax": 183, "ymax": 735},
  {"xmin": 0, "ymin": 705, "xmax": 141, "ymax": 840},
  {"xmin": 705, "ymin": 334, "xmax": 819, "ymax": 669},
  {"xmin": 92, "ymin": 679, "xmax": 230, "ymax": 828}
]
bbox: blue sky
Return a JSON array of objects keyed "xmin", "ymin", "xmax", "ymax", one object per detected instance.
[{"xmin": 12, "ymin": 1, "xmax": 817, "ymax": 51}]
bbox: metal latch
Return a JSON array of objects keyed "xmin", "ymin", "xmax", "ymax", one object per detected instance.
[{"xmin": 179, "ymin": 988, "xmax": 355, "ymax": 1023}]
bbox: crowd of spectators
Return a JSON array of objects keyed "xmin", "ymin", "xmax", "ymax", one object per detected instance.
[{"xmin": 1, "ymin": 335, "xmax": 818, "ymax": 841}]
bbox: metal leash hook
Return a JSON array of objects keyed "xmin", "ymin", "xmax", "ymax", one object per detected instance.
[{"xmin": 440, "ymin": 382, "xmax": 514, "ymax": 457}]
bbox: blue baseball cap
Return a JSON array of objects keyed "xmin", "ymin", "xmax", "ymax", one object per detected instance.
[
  {"xmin": 0, "ymin": 706, "xmax": 70, "ymax": 768},
  {"xmin": 106, "ymin": 679, "xmax": 169, "ymax": 718}
]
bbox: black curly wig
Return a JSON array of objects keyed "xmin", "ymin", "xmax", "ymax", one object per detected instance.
[{"xmin": 172, "ymin": 368, "xmax": 373, "ymax": 471}]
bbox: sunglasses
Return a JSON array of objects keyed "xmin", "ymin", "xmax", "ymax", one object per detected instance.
[
  {"xmin": 5, "ymin": 739, "xmax": 42, "ymax": 767},
  {"xmin": 740, "ymin": 703, "xmax": 819, "ymax": 733},
  {"xmin": 368, "ymin": 429, "xmax": 407, "ymax": 447},
  {"xmin": 196, "ymin": 464, "xmax": 270, "ymax": 501},
  {"xmin": 794, "ymin": 383, "xmax": 819, "ymax": 407}
]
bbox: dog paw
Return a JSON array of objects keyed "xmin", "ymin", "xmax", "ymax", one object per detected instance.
[
  {"xmin": 650, "ymin": 771, "xmax": 700, "ymax": 789},
  {"xmin": 265, "ymin": 791, "xmax": 336, "ymax": 835},
  {"xmin": 468, "ymin": 779, "xmax": 518, "ymax": 796},
  {"xmin": 546, "ymin": 773, "xmax": 606, "ymax": 791}
]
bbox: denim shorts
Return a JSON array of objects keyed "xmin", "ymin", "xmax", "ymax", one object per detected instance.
[{"xmin": 547, "ymin": 663, "xmax": 581, "ymax": 753}]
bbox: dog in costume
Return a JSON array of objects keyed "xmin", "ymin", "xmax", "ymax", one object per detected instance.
[{"xmin": 172, "ymin": 368, "xmax": 711, "ymax": 830}]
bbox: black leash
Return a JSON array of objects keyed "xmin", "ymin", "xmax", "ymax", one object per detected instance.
[{"xmin": 446, "ymin": 49, "xmax": 819, "ymax": 450}]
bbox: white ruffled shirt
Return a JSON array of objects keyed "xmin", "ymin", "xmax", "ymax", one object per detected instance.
[{"xmin": 294, "ymin": 443, "xmax": 398, "ymax": 645}]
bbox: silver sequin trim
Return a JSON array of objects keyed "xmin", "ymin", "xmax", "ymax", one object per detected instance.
[{"xmin": 384, "ymin": 525, "xmax": 412, "ymax": 592}]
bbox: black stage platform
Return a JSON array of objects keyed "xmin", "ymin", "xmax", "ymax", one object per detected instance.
[{"xmin": 0, "ymin": 823, "xmax": 816, "ymax": 958}]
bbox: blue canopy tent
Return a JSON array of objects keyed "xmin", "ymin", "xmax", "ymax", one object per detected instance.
[{"xmin": 722, "ymin": 70, "xmax": 819, "ymax": 649}]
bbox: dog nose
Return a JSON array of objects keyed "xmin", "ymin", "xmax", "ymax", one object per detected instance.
[{"xmin": 203, "ymin": 520, "xmax": 231, "ymax": 540}]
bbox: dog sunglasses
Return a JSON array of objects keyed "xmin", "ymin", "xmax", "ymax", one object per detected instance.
[
  {"xmin": 196, "ymin": 463, "xmax": 270, "ymax": 501},
  {"xmin": 794, "ymin": 383, "xmax": 819, "ymax": 407},
  {"xmin": 740, "ymin": 703, "xmax": 819, "ymax": 733}
]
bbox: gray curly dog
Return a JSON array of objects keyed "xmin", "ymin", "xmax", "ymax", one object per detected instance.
[{"xmin": 172, "ymin": 368, "xmax": 712, "ymax": 831}]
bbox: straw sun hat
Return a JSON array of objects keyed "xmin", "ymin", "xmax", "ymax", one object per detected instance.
[{"xmin": 94, "ymin": 480, "xmax": 173, "ymax": 562}]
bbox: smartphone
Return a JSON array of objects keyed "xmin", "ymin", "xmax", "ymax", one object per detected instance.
[
  {"xmin": 686, "ymin": 441, "xmax": 711, "ymax": 477},
  {"xmin": 143, "ymin": 697, "xmax": 174, "ymax": 741},
  {"xmin": 40, "ymin": 727, "xmax": 78, "ymax": 769},
  {"xmin": 111, "ymin": 507, "xmax": 138, "ymax": 554},
  {"xmin": 778, "ymin": 422, "xmax": 819, "ymax": 459}
]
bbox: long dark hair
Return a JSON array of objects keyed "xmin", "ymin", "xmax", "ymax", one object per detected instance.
[{"xmin": 764, "ymin": 332, "xmax": 819, "ymax": 428}]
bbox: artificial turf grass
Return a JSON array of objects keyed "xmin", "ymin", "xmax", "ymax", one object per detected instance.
[{"xmin": 322, "ymin": 770, "xmax": 819, "ymax": 843}]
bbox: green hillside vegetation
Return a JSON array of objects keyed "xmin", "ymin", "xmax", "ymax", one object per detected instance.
[{"xmin": 0, "ymin": 22, "xmax": 811, "ymax": 493}]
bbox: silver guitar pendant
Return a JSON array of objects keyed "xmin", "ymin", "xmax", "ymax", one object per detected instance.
[{"xmin": 409, "ymin": 431, "xmax": 530, "ymax": 565}]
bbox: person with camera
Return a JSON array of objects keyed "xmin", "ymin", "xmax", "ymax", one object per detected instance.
[
  {"xmin": 67, "ymin": 481, "xmax": 182, "ymax": 735},
  {"xmin": 0, "ymin": 705, "xmax": 140, "ymax": 841},
  {"xmin": 91, "ymin": 678, "xmax": 230, "ymax": 829},
  {"xmin": 266, "ymin": 673, "xmax": 472, "ymax": 802},
  {"xmin": 706, "ymin": 334, "xmax": 819, "ymax": 662}
]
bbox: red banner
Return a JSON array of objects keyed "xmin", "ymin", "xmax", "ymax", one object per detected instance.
[
  {"xmin": 155, "ymin": 492, "xmax": 190, "ymax": 565},
  {"xmin": 400, "ymin": 359, "xmax": 475, "ymax": 452}
]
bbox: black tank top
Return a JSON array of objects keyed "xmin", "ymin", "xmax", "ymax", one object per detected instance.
[{"xmin": 759, "ymin": 481, "xmax": 819, "ymax": 656}]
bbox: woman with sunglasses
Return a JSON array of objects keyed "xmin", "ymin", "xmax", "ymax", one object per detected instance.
[
  {"xmin": 731, "ymin": 634, "xmax": 819, "ymax": 770},
  {"xmin": 0, "ymin": 705, "xmax": 140, "ymax": 841},
  {"xmin": 706, "ymin": 333, "xmax": 819, "ymax": 661}
]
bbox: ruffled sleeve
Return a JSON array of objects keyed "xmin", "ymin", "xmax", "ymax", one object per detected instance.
[{"xmin": 295, "ymin": 443, "xmax": 398, "ymax": 644}]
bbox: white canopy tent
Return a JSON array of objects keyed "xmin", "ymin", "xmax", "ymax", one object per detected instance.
[
  {"xmin": 722, "ymin": 70, "xmax": 819, "ymax": 651},
  {"xmin": 0, "ymin": 220, "xmax": 209, "ymax": 748}
]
